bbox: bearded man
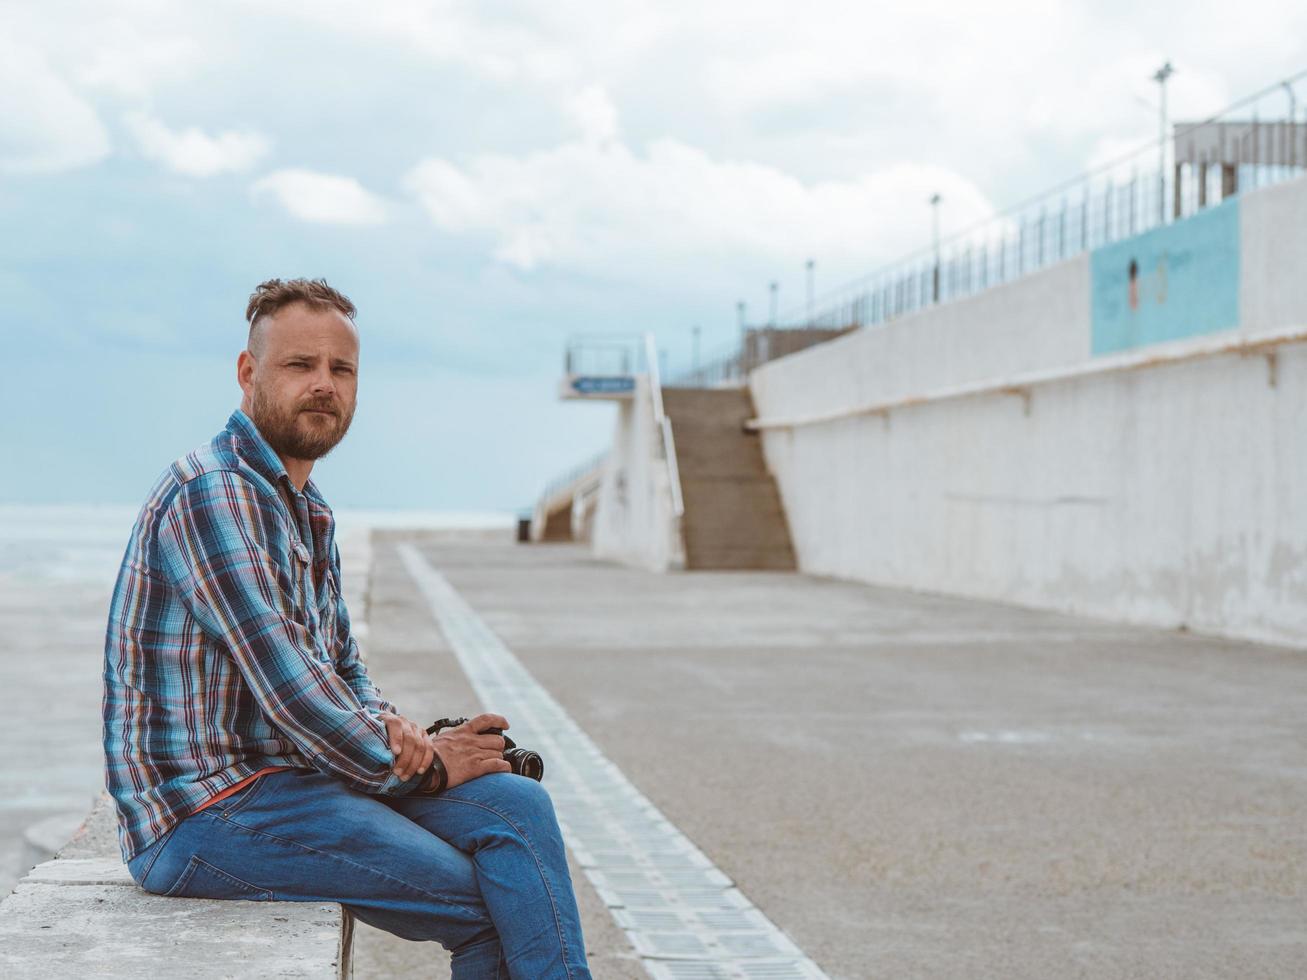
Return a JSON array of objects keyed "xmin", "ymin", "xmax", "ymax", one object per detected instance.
[{"xmin": 102, "ymin": 278, "xmax": 592, "ymax": 979}]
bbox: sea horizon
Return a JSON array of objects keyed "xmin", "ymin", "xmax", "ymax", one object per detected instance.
[{"xmin": 0, "ymin": 502, "xmax": 517, "ymax": 589}]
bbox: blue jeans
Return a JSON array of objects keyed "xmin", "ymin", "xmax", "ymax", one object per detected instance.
[{"xmin": 126, "ymin": 767, "xmax": 592, "ymax": 979}]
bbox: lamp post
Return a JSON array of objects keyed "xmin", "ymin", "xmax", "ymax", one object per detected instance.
[
  {"xmin": 805, "ymin": 258, "xmax": 815, "ymax": 325},
  {"xmin": 1153, "ymin": 61, "xmax": 1175, "ymax": 225},
  {"xmin": 768, "ymin": 280, "xmax": 779, "ymax": 326},
  {"xmin": 1286, "ymin": 80, "xmax": 1299, "ymax": 168},
  {"xmin": 929, "ymin": 193, "xmax": 942, "ymax": 303},
  {"xmin": 691, "ymin": 325, "xmax": 701, "ymax": 376},
  {"xmin": 736, "ymin": 300, "xmax": 747, "ymax": 377}
]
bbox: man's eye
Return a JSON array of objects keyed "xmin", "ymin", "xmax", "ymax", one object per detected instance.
[
  {"xmin": 287, "ymin": 362, "xmax": 309, "ymax": 369},
  {"xmin": 333, "ymin": 366, "xmax": 355, "ymax": 375}
]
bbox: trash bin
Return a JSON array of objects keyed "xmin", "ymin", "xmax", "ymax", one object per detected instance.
[{"xmin": 516, "ymin": 517, "xmax": 531, "ymax": 543}]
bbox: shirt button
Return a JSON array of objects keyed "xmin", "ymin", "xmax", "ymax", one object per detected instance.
[{"xmin": 292, "ymin": 542, "xmax": 310, "ymax": 562}]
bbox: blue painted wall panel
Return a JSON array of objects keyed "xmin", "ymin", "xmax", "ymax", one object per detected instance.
[{"xmin": 1090, "ymin": 199, "xmax": 1241, "ymax": 355}]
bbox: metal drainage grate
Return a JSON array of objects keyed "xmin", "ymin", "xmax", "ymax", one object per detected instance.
[{"xmin": 398, "ymin": 546, "xmax": 829, "ymax": 980}]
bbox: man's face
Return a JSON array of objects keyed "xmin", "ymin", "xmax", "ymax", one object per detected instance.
[{"xmin": 238, "ymin": 301, "xmax": 360, "ymax": 462}]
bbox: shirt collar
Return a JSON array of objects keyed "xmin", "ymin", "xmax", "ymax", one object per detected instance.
[{"xmin": 225, "ymin": 408, "xmax": 327, "ymax": 505}]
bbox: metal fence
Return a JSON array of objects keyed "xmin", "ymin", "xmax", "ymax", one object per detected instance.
[
  {"xmin": 669, "ymin": 326, "xmax": 855, "ymax": 387},
  {"xmin": 563, "ymin": 334, "xmax": 648, "ymax": 376},
  {"xmin": 674, "ymin": 70, "xmax": 1307, "ymax": 386},
  {"xmin": 787, "ymin": 71, "xmax": 1307, "ymax": 331},
  {"xmin": 536, "ymin": 448, "xmax": 608, "ymax": 506}
]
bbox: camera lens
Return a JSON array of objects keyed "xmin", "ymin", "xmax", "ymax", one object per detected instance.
[{"xmin": 505, "ymin": 748, "xmax": 545, "ymax": 782}]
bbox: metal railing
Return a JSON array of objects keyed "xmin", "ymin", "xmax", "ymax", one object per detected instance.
[
  {"xmin": 670, "ymin": 341, "xmax": 749, "ymax": 389},
  {"xmin": 539, "ymin": 334, "xmax": 684, "ymax": 524},
  {"xmin": 667, "ymin": 70, "xmax": 1307, "ymax": 389},
  {"xmin": 668, "ymin": 326, "xmax": 857, "ymax": 388},
  {"xmin": 645, "ymin": 332, "xmax": 685, "ymax": 518},
  {"xmin": 780, "ymin": 70, "xmax": 1307, "ymax": 332},
  {"xmin": 537, "ymin": 448, "xmax": 609, "ymax": 505},
  {"xmin": 563, "ymin": 334, "xmax": 646, "ymax": 376}
]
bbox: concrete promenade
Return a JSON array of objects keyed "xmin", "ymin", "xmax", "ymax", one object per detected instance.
[
  {"xmin": 357, "ymin": 530, "xmax": 1306, "ymax": 979},
  {"xmin": 0, "ymin": 581, "xmax": 108, "ymax": 897},
  {"xmin": 3, "ymin": 527, "xmax": 1303, "ymax": 976}
]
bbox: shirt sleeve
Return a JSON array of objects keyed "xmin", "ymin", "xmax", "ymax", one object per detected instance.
[
  {"xmin": 155, "ymin": 470, "xmax": 424, "ymax": 797},
  {"xmin": 328, "ymin": 538, "xmax": 401, "ymax": 717}
]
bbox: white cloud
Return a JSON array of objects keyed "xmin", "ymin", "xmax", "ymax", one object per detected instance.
[
  {"xmin": 75, "ymin": 29, "xmax": 203, "ymax": 99},
  {"xmin": 0, "ymin": 39, "xmax": 110, "ymax": 174},
  {"xmin": 251, "ymin": 168, "xmax": 389, "ymax": 225},
  {"xmin": 125, "ymin": 111, "xmax": 269, "ymax": 177},
  {"xmin": 406, "ymin": 92, "xmax": 996, "ymax": 280},
  {"xmin": 565, "ymin": 85, "xmax": 620, "ymax": 145}
]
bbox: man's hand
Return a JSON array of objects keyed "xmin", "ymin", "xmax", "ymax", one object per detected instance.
[
  {"xmin": 430, "ymin": 713, "xmax": 513, "ymax": 790},
  {"xmin": 377, "ymin": 711, "xmax": 435, "ymax": 781}
]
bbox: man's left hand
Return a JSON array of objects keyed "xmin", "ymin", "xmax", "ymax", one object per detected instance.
[{"xmin": 376, "ymin": 711, "xmax": 436, "ymax": 781}]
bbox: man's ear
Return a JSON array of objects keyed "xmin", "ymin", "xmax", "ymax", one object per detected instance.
[{"xmin": 236, "ymin": 350, "xmax": 256, "ymax": 399}]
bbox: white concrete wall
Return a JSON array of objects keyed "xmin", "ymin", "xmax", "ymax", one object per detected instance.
[
  {"xmin": 1241, "ymin": 174, "xmax": 1307, "ymax": 333},
  {"xmin": 750, "ymin": 254, "xmax": 1090, "ymax": 418},
  {"xmin": 591, "ymin": 376, "xmax": 684, "ymax": 573},
  {"xmin": 751, "ymin": 174, "xmax": 1307, "ymax": 646}
]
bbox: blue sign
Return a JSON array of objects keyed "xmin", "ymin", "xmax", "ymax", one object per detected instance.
[
  {"xmin": 571, "ymin": 376, "xmax": 635, "ymax": 395},
  {"xmin": 1090, "ymin": 198, "xmax": 1240, "ymax": 355}
]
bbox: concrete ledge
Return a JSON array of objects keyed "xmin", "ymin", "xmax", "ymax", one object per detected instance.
[{"xmin": 0, "ymin": 791, "xmax": 352, "ymax": 979}]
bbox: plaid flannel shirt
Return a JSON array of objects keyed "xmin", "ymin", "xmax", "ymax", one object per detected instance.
[{"xmin": 102, "ymin": 408, "xmax": 426, "ymax": 863}]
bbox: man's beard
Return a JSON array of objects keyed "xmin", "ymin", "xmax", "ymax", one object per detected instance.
[{"xmin": 249, "ymin": 386, "xmax": 355, "ymax": 462}]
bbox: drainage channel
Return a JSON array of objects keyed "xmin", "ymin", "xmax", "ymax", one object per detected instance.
[{"xmin": 397, "ymin": 545, "xmax": 828, "ymax": 980}]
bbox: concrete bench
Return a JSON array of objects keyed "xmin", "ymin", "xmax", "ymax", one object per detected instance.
[{"xmin": 0, "ymin": 792, "xmax": 353, "ymax": 978}]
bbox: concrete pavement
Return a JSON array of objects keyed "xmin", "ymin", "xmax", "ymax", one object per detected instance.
[
  {"xmin": 0, "ymin": 582, "xmax": 109, "ymax": 896},
  {"xmin": 3, "ymin": 525, "xmax": 1301, "ymax": 977},
  {"xmin": 355, "ymin": 530, "xmax": 1307, "ymax": 979}
]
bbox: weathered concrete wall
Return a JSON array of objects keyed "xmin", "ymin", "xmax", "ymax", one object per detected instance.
[
  {"xmin": 1241, "ymin": 174, "xmax": 1307, "ymax": 333},
  {"xmin": 749, "ymin": 254, "xmax": 1090, "ymax": 420},
  {"xmin": 750, "ymin": 174, "xmax": 1307, "ymax": 646},
  {"xmin": 590, "ymin": 376, "xmax": 684, "ymax": 572}
]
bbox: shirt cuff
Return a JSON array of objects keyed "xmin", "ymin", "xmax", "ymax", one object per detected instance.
[{"xmin": 377, "ymin": 766, "xmax": 428, "ymax": 796}]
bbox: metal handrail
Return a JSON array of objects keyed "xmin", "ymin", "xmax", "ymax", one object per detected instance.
[
  {"xmin": 644, "ymin": 332, "xmax": 685, "ymax": 517},
  {"xmin": 776, "ymin": 68, "xmax": 1307, "ymax": 331},
  {"xmin": 745, "ymin": 325, "xmax": 1307, "ymax": 431},
  {"xmin": 563, "ymin": 334, "xmax": 645, "ymax": 376},
  {"xmin": 657, "ymin": 71, "xmax": 1307, "ymax": 394},
  {"xmin": 537, "ymin": 448, "xmax": 609, "ymax": 504}
]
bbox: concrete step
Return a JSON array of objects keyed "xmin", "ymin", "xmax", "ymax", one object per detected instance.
[
  {"xmin": 661, "ymin": 385, "xmax": 797, "ymax": 571},
  {"xmin": 681, "ymin": 490, "xmax": 796, "ymax": 553},
  {"xmin": 683, "ymin": 546, "xmax": 798, "ymax": 570},
  {"xmin": 0, "ymin": 867, "xmax": 348, "ymax": 979},
  {"xmin": 0, "ymin": 792, "xmax": 351, "ymax": 979},
  {"xmin": 676, "ymin": 449, "xmax": 772, "ymax": 480},
  {"xmin": 662, "ymin": 387, "xmax": 753, "ymax": 415}
]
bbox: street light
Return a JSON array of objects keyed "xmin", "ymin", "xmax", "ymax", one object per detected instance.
[
  {"xmin": 1286, "ymin": 80, "xmax": 1299, "ymax": 168},
  {"xmin": 768, "ymin": 280, "xmax": 779, "ymax": 326},
  {"xmin": 1153, "ymin": 61, "xmax": 1175, "ymax": 224},
  {"xmin": 805, "ymin": 258, "xmax": 815, "ymax": 325},
  {"xmin": 691, "ymin": 325, "xmax": 701, "ymax": 375},
  {"xmin": 929, "ymin": 193, "xmax": 942, "ymax": 302},
  {"xmin": 736, "ymin": 300, "xmax": 747, "ymax": 377}
]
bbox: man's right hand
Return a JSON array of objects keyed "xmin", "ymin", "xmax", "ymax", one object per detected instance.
[{"xmin": 429, "ymin": 713, "xmax": 513, "ymax": 789}]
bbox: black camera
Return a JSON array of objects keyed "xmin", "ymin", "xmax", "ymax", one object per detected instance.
[{"xmin": 425, "ymin": 717, "xmax": 544, "ymax": 782}]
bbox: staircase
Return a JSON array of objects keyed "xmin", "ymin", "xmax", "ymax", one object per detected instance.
[{"xmin": 661, "ymin": 387, "xmax": 797, "ymax": 571}]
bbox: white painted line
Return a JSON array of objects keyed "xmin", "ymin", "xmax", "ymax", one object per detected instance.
[{"xmin": 397, "ymin": 545, "xmax": 829, "ymax": 980}]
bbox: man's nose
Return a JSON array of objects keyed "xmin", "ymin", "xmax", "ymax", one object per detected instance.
[{"xmin": 310, "ymin": 366, "xmax": 336, "ymax": 395}]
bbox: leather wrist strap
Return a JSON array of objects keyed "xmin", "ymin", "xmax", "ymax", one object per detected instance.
[{"xmin": 417, "ymin": 750, "xmax": 448, "ymax": 795}]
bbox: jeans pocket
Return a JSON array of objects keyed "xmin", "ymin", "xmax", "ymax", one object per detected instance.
[
  {"xmin": 212, "ymin": 771, "xmax": 277, "ymax": 819},
  {"xmin": 163, "ymin": 854, "xmax": 274, "ymax": 901}
]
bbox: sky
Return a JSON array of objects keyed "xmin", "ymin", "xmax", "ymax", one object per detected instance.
[{"xmin": 2, "ymin": 0, "xmax": 1305, "ymax": 512}]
